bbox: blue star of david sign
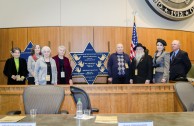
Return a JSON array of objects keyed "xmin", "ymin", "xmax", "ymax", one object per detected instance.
[
  {"xmin": 20, "ymin": 41, "xmax": 34, "ymax": 61},
  {"xmin": 70, "ymin": 42, "xmax": 109, "ymax": 84}
]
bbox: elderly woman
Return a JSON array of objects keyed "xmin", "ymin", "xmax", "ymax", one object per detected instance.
[
  {"xmin": 153, "ymin": 39, "xmax": 170, "ymax": 83},
  {"xmin": 34, "ymin": 46, "xmax": 57, "ymax": 85},
  {"xmin": 53, "ymin": 46, "xmax": 73, "ymax": 84},
  {"xmin": 27, "ymin": 44, "xmax": 41, "ymax": 84},
  {"xmin": 3, "ymin": 47, "xmax": 28, "ymax": 85}
]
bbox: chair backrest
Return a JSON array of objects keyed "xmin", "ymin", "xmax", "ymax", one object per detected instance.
[
  {"xmin": 23, "ymin": 85, "xmax": 64, "ymax": 114},
  {"xmin": 174, "ymin": 82, "xmax": 194, "ymax": 111},
  {"xmin": 70, "ymin": 86, "xmax": 92, "ymax": 111},
  {"xmin": 187, "ymin": 64, "xmax": 194, "ymax": 78}
]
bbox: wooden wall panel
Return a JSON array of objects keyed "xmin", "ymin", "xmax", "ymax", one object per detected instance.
[
  {"xmin": 60, "ymin": 27, "xmax": 94, "ymax": 84},
  {"xmin": 60, "ymin": 26, "xmax": 93, "ymax": 59},
  {"xmin": 0, "ymin": 28, "xmax": 27, "ymax": 60},
  {"xmin": 0, "ymin": 26, "xmax": 193, "ymax": 85},
  {"xmin": 0, "ymin": 28, "xmax": 27, "ymax": 85},
  {"xmin": 127, "ymin": 28, "xmax": 194, "ymax": 62},
  {"xmin": 27, "ymin": 27, "xmax": 60, "ymax": 57},
  {"xmin": 94, "ymin": 27, "xmax": 128, "ymax": 53},
  {"xmin": 0, "ymin": 62, "xmax": 8, "ymax": 84},
  {"xmin": 188, "ymin": 32, "xmax": 193, "ymax": 60},
  {"xmin": 9, "ymin": 28, "xmax": 28, "ymax": 50},
  {"xmin": 0, "ymin": 29, "xmax": 10, "ymax": 60},
  {"xmin": 93, "ymin": 27, "xmax": 127, "ymax": 83},
  {"xmin": 0, "ymin": 27, "xmax": 193, "ymax": 61}
]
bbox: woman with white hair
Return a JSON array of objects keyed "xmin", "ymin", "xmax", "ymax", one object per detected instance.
[
  {"xmin": 34, "ymin": 46, "xmax": 57, "ymax": 85},
  {"xmin": 53, "ymin": 46, "xmax": 73, "ymax": 84}
]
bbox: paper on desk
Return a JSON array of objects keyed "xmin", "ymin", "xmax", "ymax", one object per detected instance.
[
  {"xmin": 0, "ymin": 116, "xmax": 26, "ymax": 122},
  {"xmin": 74, "ymin": 114, "xmax": 95, "ymax": 120},
  {"xmin": 95, "ymin": 116, "xmax": 118, "ymax": 124}
]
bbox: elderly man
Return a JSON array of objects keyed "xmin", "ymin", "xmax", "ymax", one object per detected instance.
[
  {"xmin": 130, "ymin": 43, "xmax": 153, "ymax": 84},
  {"xmin": 107, "ymin": 43, "xmax": 131, "ymax": 84},
  {"xmin": 169, "ymin": 40, "xmax": 191, "ymax": 81}
]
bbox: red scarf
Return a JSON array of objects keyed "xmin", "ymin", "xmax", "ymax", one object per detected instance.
[{"xmin": 32, "ymin": 54, "xmax": 38, "ymax": 62}]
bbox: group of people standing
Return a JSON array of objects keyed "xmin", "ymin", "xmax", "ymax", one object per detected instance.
[
  {"xmin": 108, "ymin": 39, "xmax": 192, "ymax": 84},
  {"xmin": 3, "ymin": 45, "xmax": 72, "ymax": 85},
  {"xmin": 3, "ymin": 39, "xmax": 192, "ymax": 85}
]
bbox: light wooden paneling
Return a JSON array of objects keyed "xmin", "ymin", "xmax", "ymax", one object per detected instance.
[
  {"xmin": 93, "ymin": 27, "xmax": 127, "ymax": 83},
  {"xmin": 60, "ymin": 26, "xmax": 94, "ymax": 84},
  {"xmin": 60, "ymin": 26, "xmax": 93, "ymax": 59},
  {"xmin": 0, "ymin": 62, "xmax": 8, "ymax": 85},
  {"xmin": 127, "ymin": 28, "xmax": 194, "ymax": 61},
  {"xmin": 94, "ymin": 27, "xmax": 128, "ymax": 53},
  {"xmin": 0, "ymin": 28, "xmax": 27, "ymax": 85},
  {"xmin": 0, "ymin": 26, "xmax": 194, "ymax": 85},
  {"xmin": 0, "ymin": 28, "xmax": 27, "ymax": 60},
  {"xmin": 0, "ymin": 84, "xmax": 183, "ymax": 114},
  {"xmin": 188, "ymin": 32, "xmax": 194, "ymax": 62},
  {"xmin": 27, "ymin": 27, "xmax": 61, "ymax": 57},
  {"xmin": 0, "ymin": 29, "xmax": 10, "ymax": 60},
  {"xmin": 0, "ymin": 27, "xmax": 193, "ymax": 60}
]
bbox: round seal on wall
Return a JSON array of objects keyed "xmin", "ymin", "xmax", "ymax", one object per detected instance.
[{"xmin": 146, "ymin": 0, "xmax": 194, "ymax": 21}]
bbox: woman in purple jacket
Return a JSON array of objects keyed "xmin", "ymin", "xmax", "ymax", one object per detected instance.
[{"xmin": 53, "ymin": 46, "xmax": 73, "ymax": 84}]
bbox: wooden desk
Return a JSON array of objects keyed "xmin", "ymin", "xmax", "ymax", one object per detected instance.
[
  {"xmin": 1, "ymin": 112, "xmax": 194, "ymax": 126},
  {"xmin": 0, "ymin": 84, "xmax": 183, "ymax": 114}
]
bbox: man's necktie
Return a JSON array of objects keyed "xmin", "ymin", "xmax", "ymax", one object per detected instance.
[{"xmin": 172, "ymin": 52, "xmax": 175, "ymax": 61}]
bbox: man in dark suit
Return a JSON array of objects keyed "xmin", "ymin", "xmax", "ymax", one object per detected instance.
[
  {"xmin": 169, "ymin": 40, "xmax": 191, "ymax": 81},
  {"xmin": 130, "ymin": 43, "xmax": 153, "ymax": 84}
]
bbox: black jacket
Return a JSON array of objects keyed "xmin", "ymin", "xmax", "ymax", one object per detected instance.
[
  {"xmin": 131, "ymin": 54, "xmax": 153, "ymax": 84},
  {"xmin": 170, "ymin": 50, "xmax": 191, "ymax": 81},
  {"xmin": 3, "ymin": 58, "xmax": 28, "ymax": 85}
]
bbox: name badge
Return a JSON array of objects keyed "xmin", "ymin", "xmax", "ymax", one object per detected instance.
[
  {"xmin": 119, "ymin": 121, "xmax": 153, "ymax": 126},
  {"xmin": 16, "ymin": 75, "xmax": 21, "ymax": 81},
  {"xmin": 0, "ymin": 123, "xmax": 36, "ymax": 126},
  {"xmin": 46, "ymin": 75, "xmax": 50, "ymax": 81},
  {"xmin": 125, "ymin": 63, "xmax": 129, "ymax": 69},
  {"xmin": 153, "ymin": 68, "xmax": 156, "ymax": 74},
  {"xmin": 135, "ymin": 69, "xmax": 138, "ymax": 75},
  {"xmin": 61, "ymin": 71, "xmax": 65, "ymax": 78}
]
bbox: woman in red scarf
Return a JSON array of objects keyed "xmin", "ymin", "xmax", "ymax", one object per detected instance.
[{"xmin": 27, "ymin": 45, "xmax": 41, "ymax": 84}]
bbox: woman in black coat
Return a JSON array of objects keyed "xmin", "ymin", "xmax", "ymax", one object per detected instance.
[{"xmin": 3, "ymin": 47, "xmax": 28, "ymax": 85}]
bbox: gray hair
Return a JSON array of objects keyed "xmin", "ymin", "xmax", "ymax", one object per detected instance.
[
  {"xmin": 41, "ymin": 46, "xmax": 51, "ymax": 54},
  {"xmin": 58, "ymin": 45, "xmax": 66, "ymax": 51}
]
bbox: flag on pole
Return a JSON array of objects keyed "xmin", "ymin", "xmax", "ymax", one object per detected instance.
[{"xmin": 130, "ymin": 16, "xmax": 138, "ymax": 60}]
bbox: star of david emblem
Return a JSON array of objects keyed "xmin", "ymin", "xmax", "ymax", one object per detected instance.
[
  {"xmin": 70, "ymin": 42, "xmax": 109, "ymax": 84},
  {"xmin": 20, "ymin": 41, "xmax": 33, "ymax": 61}
]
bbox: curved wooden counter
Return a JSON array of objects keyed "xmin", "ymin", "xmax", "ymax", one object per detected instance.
[{"xmin": 0, "ymin": 84, "xmax": 183, "ymax": 114}]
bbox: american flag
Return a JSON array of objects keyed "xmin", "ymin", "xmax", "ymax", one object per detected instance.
[{"xmin": 130, "ymin": 17, "xmax": 138, "ymax": 60}]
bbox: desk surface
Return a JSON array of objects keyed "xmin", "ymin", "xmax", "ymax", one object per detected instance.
[{"xmin": 1, "ymin": 112, "xmax": 194, "ymax": 126}]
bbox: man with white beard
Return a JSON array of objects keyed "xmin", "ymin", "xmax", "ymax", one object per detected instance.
[{"xmin": 130, "ymin": 43, "xmax": 153, "ymax": 84}]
